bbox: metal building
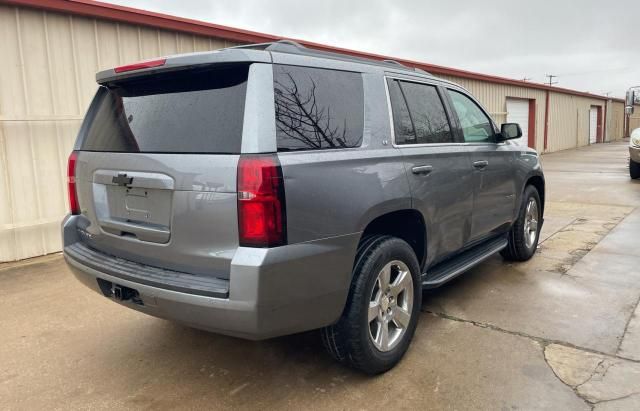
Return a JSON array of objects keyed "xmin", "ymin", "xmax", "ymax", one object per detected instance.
[
  {"xmin": 0, "ymin": 0, "xmax": 629, "ymax": 262},
  {"xmin": 629, "ymin": 105, "xmax": 640, "ymax": 134}
]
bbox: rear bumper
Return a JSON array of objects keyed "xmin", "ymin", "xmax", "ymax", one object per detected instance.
[
  {"xmin": 62, "ymin": 215, "xmax": 360, "ymax": 340},
  {"xmin": 630, "ymin": 146, "xmax": 640, "ymax": 163}
]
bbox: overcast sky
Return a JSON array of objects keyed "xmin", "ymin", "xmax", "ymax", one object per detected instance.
[{"xmin": 106, "ymin": 0, "xmax": 639, "ymax": 98}]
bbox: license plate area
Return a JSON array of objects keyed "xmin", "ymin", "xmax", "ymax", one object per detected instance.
[
  {"xmin": 92, "ymin": 170, "xmax": 174, "ymax": 244},
  {"xmin": 106, "ymin": 185, "xmax": 172, "ymax": 227}
]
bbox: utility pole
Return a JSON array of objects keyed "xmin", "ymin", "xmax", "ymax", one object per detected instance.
[
  {"xmin": 521, "ymin": 77, "xmax": 532, "ymax": 82},
  {"xmin": 545, "ymin": 74, "xmax": 558, "ymax": 86}
]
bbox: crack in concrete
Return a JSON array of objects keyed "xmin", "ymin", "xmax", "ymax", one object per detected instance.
[
  {"xmin": 574, "ymin": 359, "xmax": 605, "ymax": 389},
  {"xmin": 536, "ymin": 215, "xmax": 623, "ymax": 279},
  {"xmin": 538, "ymin": 218, "xmax": 578, "ymax": 246},
  {"xmin": 426, "ymin": 310, "xmax": 640, "ymax": 408},
  {"xmin": 423, "ymin": 209, "xmax": 639, "ymax": 408},
  {"xmin": 423, "ymin": 310, "xmax": 640, "ymax": 364},
  {"xmin": 592, "ymin": 392, "xmax": 640, "ymax": 406},
  {"xmin": 541, "ymin": 351, "xmax": 596, "ymax": 410},
  {"xmin": 616, "ymin": 293, "xmax": 640, "ymax": 354}
]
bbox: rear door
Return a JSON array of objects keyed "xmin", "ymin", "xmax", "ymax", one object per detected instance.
[
  {"xmin": 72, "ymin": 64, "xmax": 255, "ymax": 280},
  {"xmin": 386, "ymin": 77, "xmax": 474, "ymax": 267},
  {"xmin": 444, "ymin": 88, "xmax": 517, "ymax": 243}
]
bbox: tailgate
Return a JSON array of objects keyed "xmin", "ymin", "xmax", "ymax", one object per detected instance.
[{"xmin": 70, "ymin": 64, "xmax": 252, "ymax": 280}]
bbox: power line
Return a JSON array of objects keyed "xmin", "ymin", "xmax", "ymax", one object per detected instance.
[
  {"xmin": 545, "ymin": 74, "xmax": 558, "ymax": 86},
  {"xmin": 556, "ymin": 66, "xmax": 634, "ymax": 77}
]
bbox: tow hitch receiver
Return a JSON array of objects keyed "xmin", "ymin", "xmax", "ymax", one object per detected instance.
[
  {"xmin": 112, "ymin": 284, "xmax": 143, "ymax": 305},
  {"xmin": 112, "ymin": 284, "xmax": 136, "ymax": 301},
  {"xmin": 96, "ymin": 278, "xmax": 143, "ymax": 305}
]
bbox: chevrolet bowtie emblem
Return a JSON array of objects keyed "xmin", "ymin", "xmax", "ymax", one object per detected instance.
[{"xmin": 112, "ymin": 173, "xmax": 133, "ymax": 187}]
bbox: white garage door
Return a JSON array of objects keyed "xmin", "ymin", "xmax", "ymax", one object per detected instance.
[
  {"xmin": 589, "ymin": 107, "xmax": 598, "ymax": 144},
  {"xmin": 506, "ymin": 98, "xmax": 529, "ymax": 147}
]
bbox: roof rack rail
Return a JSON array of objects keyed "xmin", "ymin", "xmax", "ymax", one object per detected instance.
[
  {"xmin": 414, "ymin": 67, "xmax": 432, "ymax": 75},
  {"xmin": 383, "ymin": 60, "xmax": 431, "ymax": 75},
  {"xmin": 228, "ymin": 39, "xmax": 306, "ymax": 53},
  {"xmin": 228, "ymin": 40, "xmax": 434, "ymax": 76},
  {"xmin": 382, "ymin": 59, "xmax": 406, "ymax": 67},
  {"xmin": 226, "ymin": 42, "xmax": 273, "ymax": 51},
  {"xmin": 264, "ymin": 39, "xmax": 307, "ymax": 53}
]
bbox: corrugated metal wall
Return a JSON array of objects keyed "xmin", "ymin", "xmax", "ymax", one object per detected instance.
[
  {"xmin": 0, "ymin": 4, "xmax": 239, "ymax": 261},
  {"xmin": 441, "ymin": 75, "xmax": 626, "ymax": 152},
  {"xmin": 545, "ymin": 92, "xmax": 605, "ymax": 152},
  {"xmin": 608, "ymin": 101, "xmax": 625, "ymax": 140}
]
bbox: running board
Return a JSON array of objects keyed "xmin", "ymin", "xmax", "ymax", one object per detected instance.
[{"xmin": 422, "ymin": 235, "xmax": 508, "ymax": 289}]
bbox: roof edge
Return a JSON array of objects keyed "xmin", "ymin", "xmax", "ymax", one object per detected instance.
[{"xmin": 2, "ymin": 0, "xmax": 624, "ymax": 102}]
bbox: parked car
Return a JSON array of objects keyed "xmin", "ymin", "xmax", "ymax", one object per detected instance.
[
  {"xmin": 630, "ymin": 128, "xmax": 640, "ymax": 179},
  {"xmin": 62, "ymin": 40, "xmax": 545, "ymax": 374}
]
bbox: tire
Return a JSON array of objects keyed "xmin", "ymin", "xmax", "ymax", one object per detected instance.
[
  {"xmin": 630, "ymin": 159, "xmax": 640, "ymax": 179},
  {"xmin": 321, "ymin": 235, "xmax": 422, "ymax": 374},
  {"xmin": 501, "ymin": 185, "xmax": 542, "ymax": 262}
]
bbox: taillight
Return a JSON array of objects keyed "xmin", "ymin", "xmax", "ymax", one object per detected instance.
[
  {"xmin": 237, "ymin": 155, "xmax": 286, "ymax": 247},
  {"xmin": 114, "ymin": 58, "xmax": 166, "ymax": 73},
  {"xmin": 67, "ymin": 151, "xmax": 80, "ymax": 215}
]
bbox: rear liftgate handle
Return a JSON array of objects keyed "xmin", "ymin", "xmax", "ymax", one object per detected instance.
[{"xmin": 412, "ymin": 165, "xmax": 433, "ymax": 175}]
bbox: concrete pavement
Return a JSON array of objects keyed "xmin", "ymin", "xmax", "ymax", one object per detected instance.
[{"xmin": 1, "ymin": 141, "xmax": 639, "ymax": 410}]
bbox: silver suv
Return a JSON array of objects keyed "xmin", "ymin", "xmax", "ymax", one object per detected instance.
[{"xmin": 62, "ymin": 41, "xmax": 544, "ymax": 374}]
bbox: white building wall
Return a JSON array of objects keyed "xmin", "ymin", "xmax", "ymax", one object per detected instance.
[
  {"xmin": 546, "ymin": 92, "xmax": 606, "ymax": 152},
  {"xmin": 608, "ymin": 101, "xmax": 625, "ymax": 141},
  {"xmin": 0, "ymin": 4, "xmax": 239, "ymax": 261}
]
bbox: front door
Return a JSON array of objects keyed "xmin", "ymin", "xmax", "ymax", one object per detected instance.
[
  {"xmin": 386, "ymin": 78, "xmax": 474, "ymax": 267},
  {"xmin": 445, "ymin": 88, "xmax": 517, "ymax": 243}
]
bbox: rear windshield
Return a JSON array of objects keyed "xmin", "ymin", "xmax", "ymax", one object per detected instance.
[{"xmin": 80, "ymin": 65, "xmax": 249, "ymax": 154}]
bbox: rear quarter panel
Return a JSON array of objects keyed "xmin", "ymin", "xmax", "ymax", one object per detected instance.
[{"xmin": 279, "ymin": 148, "xmax": 411, "ymax": 243}]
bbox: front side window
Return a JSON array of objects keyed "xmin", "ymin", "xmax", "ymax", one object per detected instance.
[
  {"xmin": 447, "ymin": 90, "xmax": 494, "ymax": 143},
  {"xmin": 273, "ymin": 65, "xmax": 364, "ymax": 151}
]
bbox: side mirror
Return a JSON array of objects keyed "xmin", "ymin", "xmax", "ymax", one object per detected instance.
[
  {"xmin": 499, "ymin": 123, "xmax": 522, "ymax": 141},
  {"xmin": 626, "ymin": 90, "xmax": 636, "ymax": 115}
]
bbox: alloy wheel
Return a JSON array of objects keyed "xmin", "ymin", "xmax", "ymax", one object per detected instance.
[
  {"xmin": 368, "ymin": 260, "xmax": 414, "ymax": 352},
  {"xmin": 523, "ymin": 197, "xmax": 539, "ymax": 249}
]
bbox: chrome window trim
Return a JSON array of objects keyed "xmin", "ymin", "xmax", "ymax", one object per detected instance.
[{"xmin": 383, "ymin": 75, "xmax": 398, "ymax": 146}]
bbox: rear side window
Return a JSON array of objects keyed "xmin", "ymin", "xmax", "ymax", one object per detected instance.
[
  {"xmin": 399, "ymin": 82, "xmax": 452, "ymax": 144},
  {"xmin": 273, "ymin": 65, "xmax": 364, "ymax": 151},
  {"xmin": 387, "ymin": 79, "xmax": 415, "ymax": 144},
  {"xmin": 386, "ymin": 79, "xmax": 453, "ymax": 145},
  {"xmin": 80, "ymin": 65, "xmax": 249, "ymax": 153}
]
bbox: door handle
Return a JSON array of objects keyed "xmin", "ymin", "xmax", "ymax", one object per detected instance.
[
  {"xmin": 411, "ymin": 165, "xmax": 433, "ymax": 175},
  {"xmin": 473, "ymin": 160, "xmax": 489, "ymax": 170}
]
